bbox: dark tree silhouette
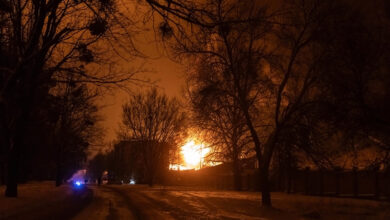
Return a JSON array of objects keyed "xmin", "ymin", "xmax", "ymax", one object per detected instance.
[
  {"xmin": 88, "ymin": 153, "xmax": 106, "ymax": 184},
  {"xmin": 102, "ymin": 140, "xmax": 145, "ymax": 184},
  {"xmin": 314, "ymin": 1, "xmax": 390, "ymax": 170},
  {"xmin": 50, "ymin": 80, "xmax": 102, "ymax": 186},
  {"xmin": 145, "ymin": 0, "xmax": 275, "ymax": 205},
  {"xmin": 119, "ymin": 88, "xmax": 185, "ymax": 185},
  {"xmin": 186, "ymin": 61, "xmax": 253, "ymax": 191},
  {"xmin": 0, "ymin": 0, "xmax": 140, "ymax": 197},
  {"xmin": 142, "ymin": 0, "xmax": 390, "ymax": 206}
]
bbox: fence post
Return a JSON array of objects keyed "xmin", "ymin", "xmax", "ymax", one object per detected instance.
[
  {"xmin": 334, "ymin": 167, "xmax": 341, "ymax": 197},
  {"xmin": 374, "ymin": 166, "xmax": 380, "ymax": 199},
  {"xmin": 353, "ymin": 166, "xmax": 358, "ymax": 198},
  {"xmin": 386, "ymin": 168, "xmax": 390, "ymax": 201},
  {"xmin": 319, "ymin": 169, "xmax": 324, "ymax": 196},
  {"xmin": 287, "ymin": 169, "xmax": 292, "ymax": 194},
  {"xmin": 0, "ymin": 162, "xmax": 3, "ymax": 185},
  {"xmin": 246, "ymin": 174, "xmax": 250, "ymax": 190},
  {"xmin": 304, "ymin": 167, "xmax": 310, "ymax": 195}
]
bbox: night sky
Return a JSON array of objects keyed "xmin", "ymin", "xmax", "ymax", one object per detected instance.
[
  {"xmin": 98, "ymin": 34, "xmax": 185, "ymax": 144},
  {"xmin": 98, "ymin": 0, "xmax": 385, "ymax": 145}
]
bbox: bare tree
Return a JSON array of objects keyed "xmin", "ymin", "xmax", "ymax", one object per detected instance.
[
  {"xmin": 120, "ymin": 88, "xmax": 185, "ymax": 185},
  {"xmin": 88, "ymin": 152, "xmax": 106, "ymax": 184},
  {"xmin": 315, "ymin": 0, "xmax": 390, "ymax": 170},
  {"xmin": 187, "ymin": 61, "xmax": 253, "ymax": 190},
  {"xmin": 145, "ymin": 0, "xmax": 274, "ymax": 205},
  {"xmin": 50, "ymin": 78, "xmax": 102, "ymax": 186},
  {"xmin": 143, "ymin": 0, "xmax": 362, "ymax": 206},
  {"xmin": 0, "ymin": 0, "xmax": 142, "ymax": 197}
]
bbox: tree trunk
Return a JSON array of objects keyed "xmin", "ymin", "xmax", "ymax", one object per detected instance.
[
  {"xmin": 148, "ymin": 175, "xmax": 155, "ymax": 187},
  {"xmin": 5, "ymin": 129, "xmax": 26, "ymax": 197},
  {"xmin": 148, "ymin": 167, "xmax": 155, "ymax": 187},
  {"xmin": 260, "ymin": 165, "xmax": 271, "ymax": 206},
  {"xmin": 233, "ymin": 158, "xmax": 242, "ymax": 191},
  {"xmin": 55, "ymin": 163, "xmax": 63, "ymax": 187},
  {"xmin": 5, "ymin": 147, "xmax": 18, "ymax": 197},
  {"xmin": 3, "ymin": 53, "xmax": 42, "ymax": 197},
  {"xmin": 241, "ymin": 104, "xmax": 269, "ymax": 204},
  {"xmin": 259, "ymin": 132, "xmax": 278, "ymax": 207},
  {"xmin": 55, "ymin": 141, "xmax": 63, "ymax": 187}
]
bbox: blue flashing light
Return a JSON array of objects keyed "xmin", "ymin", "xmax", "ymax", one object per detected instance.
[
  {"xmin": 130, "ymin": 179, "xmax": 135, "ymax": 185},
  {"xmin": 73, "ymin": 181, "xmax": 84, "ymax": 189}
]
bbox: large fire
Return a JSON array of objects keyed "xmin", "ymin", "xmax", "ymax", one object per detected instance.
[{"xmin": 170, "ymin": 139, "xmax": 210, "ymax": 170}]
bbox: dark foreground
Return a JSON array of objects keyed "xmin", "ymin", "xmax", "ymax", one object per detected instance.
[
  {"xmin": 1, "ymin": 183, "xmax": 390, "ymax": 220},
  {"xmin": 0, "ymin": 182, "xmax": 92, "ymax": 219}
]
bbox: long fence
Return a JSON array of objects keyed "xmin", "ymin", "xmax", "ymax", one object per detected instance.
[
  {"xmin": 165, "ymin": 168, "xmax": 390, "ymax": 200},
  {"xmin": 0, "ymin": 156, "xmax": 5, "ymax": 185},
  {"xmin": 280, "ymin": 168, "xmax": 390, "ymax": 199},
  {"xmin": 164, "ymin": 169, "xmax": 261, "ymax": 190}
]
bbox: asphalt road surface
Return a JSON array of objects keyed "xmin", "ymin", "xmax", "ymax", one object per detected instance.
[
  {"xmin": 72, "ymin": 185, "xmax": 175, "ymax": 220},
  {"xmin": 70, "ymin": 184, "xmax": 390, "ymax": 220},
  {"xmin": 2, "ymin": 183, "xmax": 388, "ymax": 219},
  {"xmin": 71, "ymin": 185, "xmax": 268, "ymax": 220}
]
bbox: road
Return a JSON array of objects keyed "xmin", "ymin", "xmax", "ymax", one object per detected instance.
[
  {"xmin": 72, "ymin": 185, "xmax": 174, "ymax": 220},
  {"xmin": 73, "ymin": 184, "xmax": 231, "ymax": 220},
  {"xmin": 70, "ymin": 184, "xmax": 390, "ymax": 220},
  {"xmin": 71, "ymin": 185, "xmax": 270, "ymax": 220},
  {"xmin": 2, "ymin": 183, "xmax": 388, "ymax": 219}
]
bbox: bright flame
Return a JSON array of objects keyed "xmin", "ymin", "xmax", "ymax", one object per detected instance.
[
  {"xmin": 169, "ymin": 164, "xmax": 189, "ymax": 170},
  {"xmin": 180, "ymin": 140, "xmax": 209, "ymax": 170}
]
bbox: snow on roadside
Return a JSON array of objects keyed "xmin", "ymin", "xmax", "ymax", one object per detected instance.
[
  {"xmin": 122, "ymin": 186, "xmax": 276, "ymax": 219},
  {"xmin": 119, "ymin": 185, "xmax": 390, "ymax": 220},
  {"xmin": 0, "ymin": 181, "xmax": 89, "ymax": 219}
]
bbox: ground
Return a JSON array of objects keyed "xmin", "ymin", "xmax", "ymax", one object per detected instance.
[
  {"xmin": 1, "ymin": 182, "xmax": 390, "ymax": 219},
  {"xmin": 0, "ymin": 181, "xmax": 91, "ymax": 219}
]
